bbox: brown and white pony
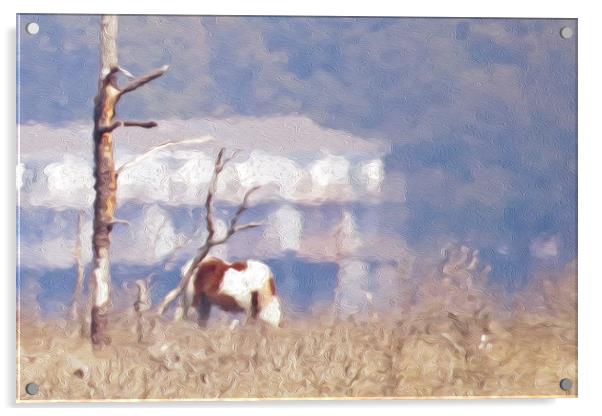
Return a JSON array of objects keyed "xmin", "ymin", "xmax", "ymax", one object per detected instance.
[{"xmin": 181, "ymin": 257, "xmax": 282, "ymax": 327}]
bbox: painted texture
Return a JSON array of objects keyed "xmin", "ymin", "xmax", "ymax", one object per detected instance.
[
  {"xmin": 17, "ymin": 263, "xmax": 576, "ymax": 399},
  {"xmin": 17, "ymin": 15, "xmax": 577, "ymax": 400}
]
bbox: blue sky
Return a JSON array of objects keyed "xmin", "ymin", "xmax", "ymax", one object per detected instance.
[{"xmin": 17, "ymin": 15, "xmax": 577, "ymax": 314}]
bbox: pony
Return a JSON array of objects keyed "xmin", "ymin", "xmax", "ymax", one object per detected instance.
[{"xmin": 181, "ymin": 257, "xmax": 282, "ymax": 327}]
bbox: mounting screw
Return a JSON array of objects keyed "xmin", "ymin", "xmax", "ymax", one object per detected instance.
[
  {"xmin": 25, "ymin": 382, "xmax": 39, "ymax": 395},
  {"xmin": 560, "ymin": 27, "xmax": 573, "ymax": 39},
  {"xmin": 25, "ymin": 22, "xmax": 40, "ymax": 35},
  {"xmin": 559, "ymin": 378, "xmax": 573, "ymax": 392}
]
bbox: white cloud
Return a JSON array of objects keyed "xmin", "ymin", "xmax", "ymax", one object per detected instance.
[
  {"xmin": 117, "ymin": 150, "xmax": 173, "ymax": 204},
  {"xmin": 171, "ymin": 151, "xmax": 216, "ymax": 203},
  {"xmin": 357, "ymin": 159, "xmax": 385, "ymax": 194},
  {"xmin": 27, "ymin": 155, "xmax": 95, "ymax": 210},
  {"xmin": 530, "ymin": 236, "xmax": 560, "ymax": 259},
  {"xmin": 310, "ymin": 154, "xmax": 350, "ymax": 188},
  {"xmin": 235, "ymin": 151, "xmax": 305, "ymax": 201}
]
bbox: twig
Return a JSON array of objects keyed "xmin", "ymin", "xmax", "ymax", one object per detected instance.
[{"xmin": 116, "ymin": 136, "xmax": 214, "ymax": 177}]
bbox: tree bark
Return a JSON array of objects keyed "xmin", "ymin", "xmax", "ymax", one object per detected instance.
[{"xmin": 90, "ymin": 15, "xmax": 119, "ymax": 346}]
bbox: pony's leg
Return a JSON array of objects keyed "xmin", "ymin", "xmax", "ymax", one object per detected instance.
[
  {"xmin": 251, "ymin": 291, "xmax": 260, "ymax": 319},
  {"xmin": 182, "ymin": 276, "xmax": 195, "ymax": 318},
  {"xmin": 243, "ymin": 291, "xmax": 260, "ymax": 326},
  {"xmin": 257, "ymin": 291, "xmax": 282, "ymax": 327},
  {"xmin": 173, "ymin": 295, "xmax": 188, "ymax": 321},
  {"xmin": 197, "ymin": 293, "xmax": 211, "ymax": 328}
]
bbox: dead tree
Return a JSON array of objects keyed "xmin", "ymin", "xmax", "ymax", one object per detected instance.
[
  {"xmin": 134, "ymin": 278, "xmax": 152, "ymax": 343},
  {"xmin": 90, "ymin": 15, "xmax": 168, "ymax": 345},
  {"xmin": 69, "ymin": 210, "xmax": 86, "ymax": 321},
  {"xmin": 157, "ymin": 148, "xmax": 261, "ymax": 317}
]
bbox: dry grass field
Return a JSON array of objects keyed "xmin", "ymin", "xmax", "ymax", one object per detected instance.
[{"xmin": 17, "ymin": 264, "xmax": 577, "ymax": 401}]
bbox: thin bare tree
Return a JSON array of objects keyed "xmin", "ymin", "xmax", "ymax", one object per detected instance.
[
  {"xmin": 133, "ymin": 277, "xmax": 152, "ymax": 343},
  {"xmin": 157, "ymin": 148, "xmax": 261, "ymax": 317},
  {"xmin": 90, "ymin": 15, "xmax": 168, "ymax": 345},
  {"xmin": 69, "ymin": 210, "xmax": 86, "ymax": 321}
]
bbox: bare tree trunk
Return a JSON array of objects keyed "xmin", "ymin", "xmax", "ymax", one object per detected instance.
[
  {"xmin": 90, "ymin": 15, "xmax": 119, "ymax": 346},
  {"xmin": 89, "ymin": 15, "xmax": 168, "ymax": 345},
  {"xmin": 134, "ymin": 279, "xmax": 151, "ymax": 343},
  {"xmin": 69, "ymin": 210, "xmax": 86, "ymax": 321}
]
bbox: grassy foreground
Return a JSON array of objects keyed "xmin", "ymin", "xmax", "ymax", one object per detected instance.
[{"xmin": 17, "ymin": 268, "xmax": 577, "ymax": 401}]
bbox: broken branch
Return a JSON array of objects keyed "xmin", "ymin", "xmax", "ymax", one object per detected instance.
[
  {"xmin": 101, "ymin": 120, "xmax": 158, "ymax": 134},
  {"xmin": 119, "ymin": 65, "xmax": 170, "ymax": 96},
  {"xmin": 108, "ymin": 218, "xmax": 130, "ymax": 227},
  {"xmin": 116, "ymin": 136, "xmax": 214, "ymax": 177},
  {"xmin": 116, "ymin": 65, "xmax": 135, "ymax": 79},
  {"xmin": 234, "ymin": 222, "xmax": 262, "ymax": 233}
]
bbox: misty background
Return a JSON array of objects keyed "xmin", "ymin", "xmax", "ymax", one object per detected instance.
[{"xmin": 16, "ymin": 15, "xmax": 577, "ymax": 317}]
